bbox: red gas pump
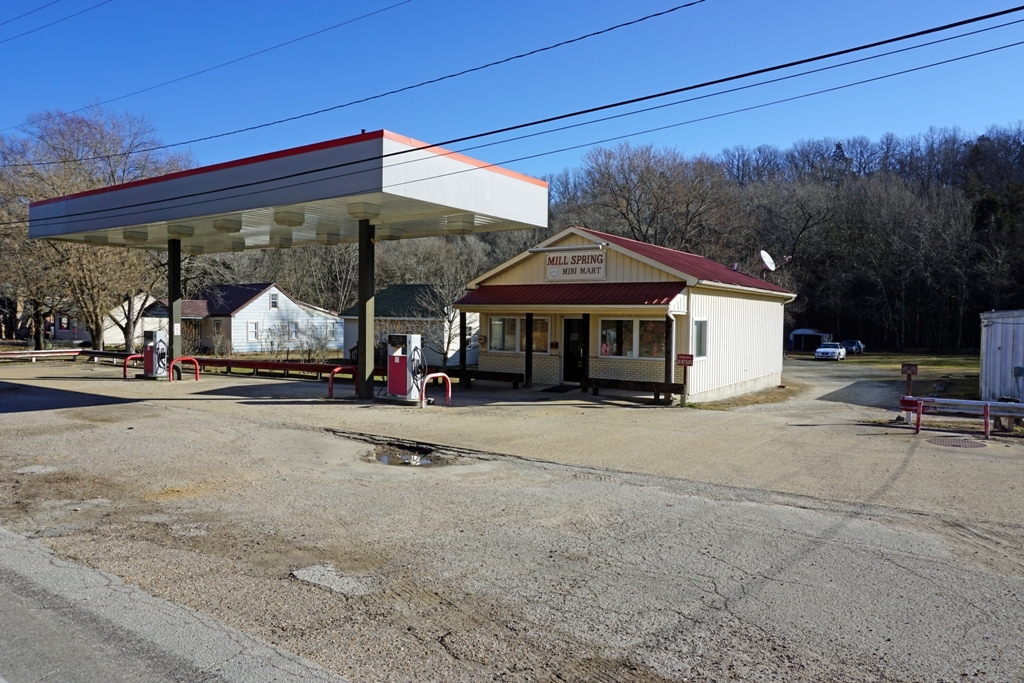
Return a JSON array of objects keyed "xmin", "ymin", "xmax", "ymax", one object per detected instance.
[
  {"xmin": 141, "ymin": 330, "xmax": 168, "ymax": 378},
  {"xmin": 386, "ymin": 334, "xmax": 424, "ymax": 403}
]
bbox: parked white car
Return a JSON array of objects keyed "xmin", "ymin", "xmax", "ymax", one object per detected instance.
[{"xmin": 815, "ymin": 342, "xmax": 847, "ymax": 360}]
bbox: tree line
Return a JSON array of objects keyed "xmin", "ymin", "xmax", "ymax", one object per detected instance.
[
  {"xmin": 2, "ymin": 107, "xmax": 1021, "ymax": 352},
  {"xmin": 549, "ymin": 125, "xmax": 1024, "ymax": 351}
]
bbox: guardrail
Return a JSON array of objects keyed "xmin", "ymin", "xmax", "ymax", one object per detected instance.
[
  {"xmin": 420, "ymin": 372, "xmax": 451, "ymax": 409},
  {"xmin": 0, "ymin": 349, "xmax": 83, "ymax": 362},
  {"xmin": 899, "ymin": 395, "xmax": 1024, "ymax": 438}
]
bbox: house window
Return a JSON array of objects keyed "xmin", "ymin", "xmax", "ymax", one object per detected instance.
[
  {"xmin": 638, "ymin": 320, "xmax": 667, "ymax": 358},
  {"xmin": 600, "ymin": 319, "xmax": 634, "ymax": 357},
  {"xmin": 247, "ymin": 321, "xmax": 259, "ymax": 341},
  {"xmin": 518, "ymin": 317, "xmax": 550, "ymax": 353},
  {"xmin": 489, "ymin": 317, "xmax": 517, "ymax": 351},
  {"xmin": 327, "ymin": 322, "xmax": 337, "ymax": 339},
  {"xmin": 694, "ymin": 319, "xmax": 707, "ymax": 358},
  {"xmin": 269, "ymin": 293, "xmax": 279, "ymax": 309},
  {"xmin": 214, "ymin": 320, "xmax": 222, "ymax": 333},
  {"xmin": 489, "ymin": 316, "xmax": 550, "ymax": 353},
  {"xmin": 599, "ymin": 318, "xmax": 667, "ymax": 359},
  {"xmin": 288, "ymin": 321, "xmax": 299, "ymax": 340}
]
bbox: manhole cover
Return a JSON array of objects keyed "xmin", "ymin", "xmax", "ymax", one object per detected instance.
[{"xmin": 926, "ymin": 437, "xmax": 986, "ymax": 448}]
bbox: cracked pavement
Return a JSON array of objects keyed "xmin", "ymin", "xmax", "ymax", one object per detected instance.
[{"xmin": 1, "ymin": 359, "xmax": 1023, "ymax": 681}]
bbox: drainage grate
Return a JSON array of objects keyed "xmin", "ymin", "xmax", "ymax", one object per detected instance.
[{"xmin": 926, "ymin": 437, "xmax": 986, "ymax": 448}]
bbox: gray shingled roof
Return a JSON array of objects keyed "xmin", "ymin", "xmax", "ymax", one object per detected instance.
[{"xmin": 340, "ymin": 284, "xmax": 442, "ymax": 319}]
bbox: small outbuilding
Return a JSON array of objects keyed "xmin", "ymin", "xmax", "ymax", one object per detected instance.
[
  {"xmin": 788, "ymin": 328, "xmax": 831, "ymax": 352},
  {"xmin": 980, "ymin": 309, "xmax": 1024, "ymax": 401},
  {"xmin": 456, "ymin": 227, "xmax": 795, "ymax": 402},
  {"xmin": 340, "ymin": 284, "xmax": 478, "ymax": 368}
]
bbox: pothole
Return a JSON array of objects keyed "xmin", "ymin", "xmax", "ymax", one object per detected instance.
[
  {"xmin": 373, "ymin": 443, "xmax": 442, "ymax": 467},
  {"xmin": 926, "ymin": 437, "xmax": 986, "ymax": 448}
]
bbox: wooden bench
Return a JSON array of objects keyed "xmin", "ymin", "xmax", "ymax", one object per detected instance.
[
  {"xmin": 457, "ymin": 369, "xmax": 525, "ymax": 389},
  {"xmin": 586, "ymin": 377, "xmax": 687, "ymax": 404}
]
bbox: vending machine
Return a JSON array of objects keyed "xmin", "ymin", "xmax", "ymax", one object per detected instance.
[
  {"xmin": 141, "ymin": 330, "xmax": 168, "ymax": 379},
  {"xmin": 386, "ymin": 334, "xmax": 424, "ymax": 402}
]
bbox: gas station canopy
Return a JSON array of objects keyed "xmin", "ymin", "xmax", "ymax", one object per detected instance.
[
  {"xmin": 27, "ymin": 129, "xmax": 548, "ymax": 399},
  {"xmin": 28, "ymin": 130, "xmax": 548, "ymax": 251}
]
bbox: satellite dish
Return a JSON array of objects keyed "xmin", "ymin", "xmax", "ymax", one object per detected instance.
[{"xmin": 760, "ymin": 250, "xmax": 777, "ymax": 272}]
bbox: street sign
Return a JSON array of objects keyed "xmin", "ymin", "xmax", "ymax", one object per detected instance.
[
  {"xmin": 676, "ymin": 354, "xmax": 694, "ymax": 367},
  {"xmin": 901, "ymin": 363, "xmax": 918, "ymax": 376}
]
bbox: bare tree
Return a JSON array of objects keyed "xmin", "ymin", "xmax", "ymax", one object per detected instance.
[{"xmin": 0, "ymin": 106, "xmax": 192, "ymax": 350}]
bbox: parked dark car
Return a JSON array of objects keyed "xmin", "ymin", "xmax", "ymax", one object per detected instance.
[{"xmin": 841, "ymin": 340, "xmax": 865, "ymax": 354}]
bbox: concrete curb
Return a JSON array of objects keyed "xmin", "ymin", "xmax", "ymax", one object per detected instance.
[{"xmin": 0, "ymin": 527, "xmax": 349, "ymax": 683}]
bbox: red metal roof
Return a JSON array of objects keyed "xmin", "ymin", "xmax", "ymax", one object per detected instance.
[
  {"xmin": 578, "ymin": 228, "xmax": 792, "ymax": 294},
  {"xmin": 457, "ymin": 282, "xmax": 686, "ymax": 307}
]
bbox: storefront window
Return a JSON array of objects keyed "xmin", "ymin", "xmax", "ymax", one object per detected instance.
[
  {"xmin": 638, "ymin": 319, "xmax": 667, "ymax": 358},
  {"xmin": 600, "ymin": 319, "xmax": 634, "ymax": 357},
  {"xmin": 694, "ymin": 319, "xmax": 707, "ymax": 358},
  {"xmin": 519, "ymin": 317, "xmax": 549, "ymax": 353},
  {"xmin": 489, "ymin": 317, "xmax": 517, "ymax": 351}
]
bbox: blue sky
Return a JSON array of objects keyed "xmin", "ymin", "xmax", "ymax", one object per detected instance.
[{"xmin": 2, "ymin": 0, "xmax": 1023, "ymax": 178}]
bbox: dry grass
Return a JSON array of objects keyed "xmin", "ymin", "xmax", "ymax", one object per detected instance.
[{"xmin": 690, "ymin": 379, "xmax": 807, "ymax": 410}]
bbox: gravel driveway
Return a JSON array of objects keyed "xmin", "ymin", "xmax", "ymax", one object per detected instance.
[{"xmin": 1, "ymin": 360, "xmax": 1022, "ymax": 682}]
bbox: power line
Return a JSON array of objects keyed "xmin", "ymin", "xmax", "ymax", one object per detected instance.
[
  {"xmin": 1, "ymin": 0, "xmax": 709, "ymax": 167},
  {"xmin": 17, "ymin": 31, "xmax": 1024, "ymax": 232},
  {"xmin": 0, "ymin": 0, "xmax": 415, "ymax": 132},
  {"xmin": 470, "ymin": 16, "xmax": 1024, "ymax": 155},
  {"xmin": 0, "ymin": 0, "xmax": 65, "ymax": 28},
  {"xmin": 0, "ymin": 0, "xmax": 113, "ymax": 46}
]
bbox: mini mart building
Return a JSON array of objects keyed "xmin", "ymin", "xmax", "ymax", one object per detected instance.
[{"xmin": 457, "ymin": 227, "xmax": 795, "ymax": 402}]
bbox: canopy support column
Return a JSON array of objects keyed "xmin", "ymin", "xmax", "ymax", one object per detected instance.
[
  {"xmin": 168, "ymin": 238, "xmax": 182, "ymax": 362},
  {"xmin": 580, "ymin": 313, "xmax": 590, "ymax": 392},
  {"xmin": 524, "ymin": 312, "xmax": 534, "ymax": 388},
  {"xmin": 356, "ymin": 218, "xmax": 375, "ymax": 399}
]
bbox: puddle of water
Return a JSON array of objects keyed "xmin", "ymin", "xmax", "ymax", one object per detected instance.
[{"xmin": 374, "ymin": 444, "xmax": 438, "ymax": 467}]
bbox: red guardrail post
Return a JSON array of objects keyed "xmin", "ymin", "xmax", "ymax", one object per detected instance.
[
  {"xmin": 168, "ymin": 357, "xmax": 200, "ymax": 382},
  {"xmin": 915, "ymin": 400, "xmax": 923, "ymax": 434},
  {"xmin": 420, "ymin": 373, "xmax": 451, "ymax": 409},
  {"xmin": 123, "ymin": 354, "xmax": 143, "ymax": 379}
]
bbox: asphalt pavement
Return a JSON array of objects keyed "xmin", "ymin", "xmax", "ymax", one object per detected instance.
[{"xmin": 0, "ymin": 527, "xmax": 347, "ymax": 683}]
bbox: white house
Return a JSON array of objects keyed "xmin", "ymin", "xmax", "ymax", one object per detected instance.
[
  {"xmin": 340, "ymin": 284, "xmax": 478, "ymax": 368},
  {"xmin": 144, "ymin": 283, "xmax": 344, "ymax": 355},
  {"xmin": 980, "ymin": 309, "xmax": 1024, "ymax": 402},
  {"xmin": 456, "ymin": 227, "xmax": 796, "ymax": 402},
  {"xmin": 52, "ymin": 293, "xmax": 164, "ymax": 349}
]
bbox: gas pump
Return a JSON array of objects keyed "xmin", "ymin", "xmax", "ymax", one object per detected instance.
[
  {"xmin": 386, "ymin": 334, "xmax": 424, "ymax": 402},
  {"xmin": 141, "ymin": 330, "xmax": 168, "ymax": 379}
]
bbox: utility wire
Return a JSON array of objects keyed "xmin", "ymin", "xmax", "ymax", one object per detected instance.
[
  {"xmin": 0, "ymin": 0, "xmax": 112, "ymax": 46},
  {"xmin": 0, "ymin": 0, "xmax": 65, "ymax": 28},
  {"xmin": 17, "ymin": 30, "xmax": 1024, "ymax": 231},
  {"xmin": 462, "ymin": 16, "xmax": 1024, "ymax": 157},
  {"xmin": 2, "ymin": 0, "xmax": 709, "ymax": 165},
  {"xmin": 0, "ymin": 0, "xmax": 415, "ymax": 132}
]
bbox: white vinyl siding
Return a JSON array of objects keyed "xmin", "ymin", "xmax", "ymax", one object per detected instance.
[
  {"xmin": 684, "ymin": 287, "xmax": 784, "ymax": 402},
  {"xmin": 227, "ymin": 287, "xmax": 344, "ymax": 354}
]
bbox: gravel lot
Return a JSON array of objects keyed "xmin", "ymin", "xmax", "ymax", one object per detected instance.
[{"xmin": 1, "ymin": 359, "xmax": 1022, "ymax": 682}]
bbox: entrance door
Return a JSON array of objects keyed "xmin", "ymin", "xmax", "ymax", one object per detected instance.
[{"xmin": 563, "ymin": 318, "xmax": 585, "ymax": 383}]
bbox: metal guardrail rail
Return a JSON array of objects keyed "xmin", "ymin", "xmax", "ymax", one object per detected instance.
[{"xmin": 899, "ymin": 395, "xmax": 1024, "ymax": 438}]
